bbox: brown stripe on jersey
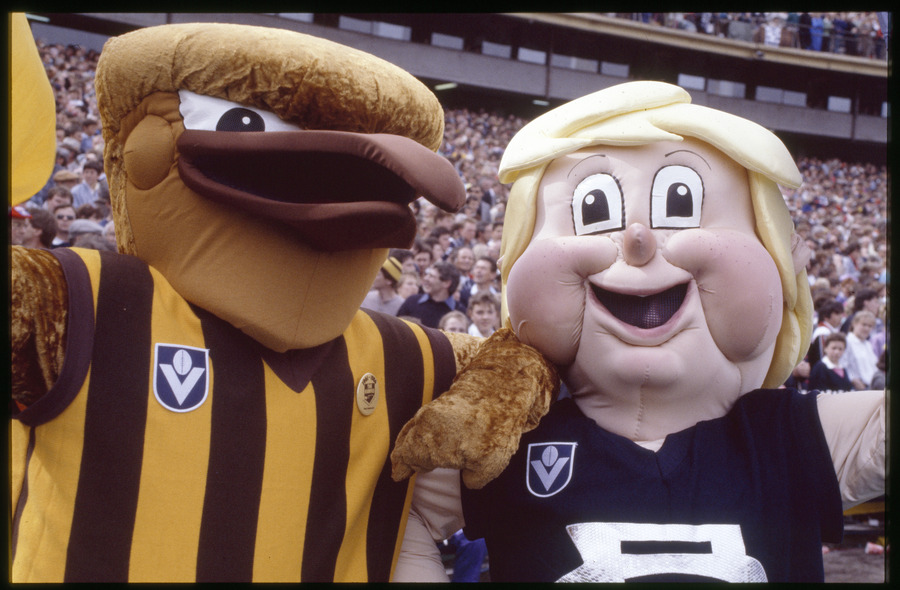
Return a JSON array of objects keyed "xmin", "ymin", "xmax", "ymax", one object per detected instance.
[
  {"xmin": 193, "ymin": 307, "xmax": 267, "ymax": 582},
  {"xmin": 65, "ymin": 251, "xmax": 153, "ymax": 582},
  {"xmin": 362, "ymin": 311, "xmax": 426, "ymax": 581},
  {"xmin": 422, "ymin": 326, "xmax": 456, "ymax": 398},
  {"xmin": 302, "ymin": 337, "xmax": 354, "ymax": 581},
  {"xmin": 11, "ymin": 427, "xmax": 37, "ymax": 565}
]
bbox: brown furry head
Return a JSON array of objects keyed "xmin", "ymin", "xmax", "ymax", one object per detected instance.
[{"xmin": 95, "ymin": 22, "xmax": 445, "ymax": 255}]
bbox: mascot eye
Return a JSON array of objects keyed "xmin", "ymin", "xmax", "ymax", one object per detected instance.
[
  {"xmin": 650, "ymin": 165, "xmax": 703, "ymax": 228},
  {"xmin": 573, "ymin": 173, "xmax": 624, "ymax": 235},
  {"xmin": 216, "ymin": 108, "xmax": 265, "ymax": 132},
  {"xmin": 178, "ymin": 89, "xmax": 302, "ymax": 133}
]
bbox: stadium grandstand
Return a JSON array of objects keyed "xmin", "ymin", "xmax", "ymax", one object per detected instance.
[
  {"xmin": 14, "ymin": 12, "xmax": 891, "ymax": 580},
  {"xmin": 20, "ymin": 12, "xmax": 889, "ymax": 268},
  {"xmin": 26, "ymin": 12, "xmax": 888, "ymax": 163}
]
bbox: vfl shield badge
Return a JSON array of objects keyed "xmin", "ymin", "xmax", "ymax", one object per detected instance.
[
  {"xmin": 527, "ymin": 442, "xmax": 577, "ymax": 497},
  {"xmin": 154, "ymin": 343, "xmax": 210, "ymax": 412}
]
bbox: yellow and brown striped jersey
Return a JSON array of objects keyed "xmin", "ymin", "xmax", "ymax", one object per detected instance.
[{"xmin": 10, "ymin": 247, "xmax": 456, "ymax": 582}]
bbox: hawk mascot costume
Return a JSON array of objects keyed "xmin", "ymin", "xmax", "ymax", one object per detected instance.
[{"xmin": 10, "ymin": 22, "xmax": 557, "ymax": 583}]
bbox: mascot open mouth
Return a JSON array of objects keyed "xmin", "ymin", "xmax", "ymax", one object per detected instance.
[
  {"xmin": 176, "ymin": 129, "xmax": 464, "ymax": 251},
  {"xmin": 592, "ymin": 283, "xmax": 688, "ymax": 329}
]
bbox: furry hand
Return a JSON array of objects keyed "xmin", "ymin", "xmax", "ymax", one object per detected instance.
[{"xmin": 391, "ymin": 328, "xmax": 559, "ymax": 489}]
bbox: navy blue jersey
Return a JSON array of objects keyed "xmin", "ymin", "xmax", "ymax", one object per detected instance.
[{"xmin": 462, "ymin": 389, "xmax": 843, "ymax": 582}]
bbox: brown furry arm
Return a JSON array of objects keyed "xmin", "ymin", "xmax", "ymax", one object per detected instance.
[
  {"xmin": 441, "ymin": 330, "xmax": 483, "ymax": 372},
  {"xmin": 11, "ymin": 246, "xmax": 68, "ymax": 408},
  {"xmin": 391, "ymin": 327, "xmax": 560, "ymax": 489}
]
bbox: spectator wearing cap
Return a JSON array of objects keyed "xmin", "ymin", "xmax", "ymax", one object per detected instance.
[
  {"xmin": 24, "ymin": 207, "xmax": 57, "ymax": 249},
  {"xmin": 51, "ymin": 204, "xmax": 77, "ymax": 248},
  {"xmin": 66, "ymin": 218, "xmax": 105, "ymax": 248},
  {"xmin": 361, "ymin": 256, "xmax": 406, "ymax": 316},
  {"xmin": 10, "ymin": 206, "xmax": 34, "ymax": 246},
  {"xmin": 71, "ymin": 160, "xmax": 107, "ymax": 208},
  {"xmin": 69, "ymin": 219, "xmax": 113, "ymax": 251},
  {"xmin": 61, "ymin": 136, "xmax": 82, "ymax": 159},
  {"xmin": 52, "ymin": 169, "xmax": 81, "ymax": 192}
]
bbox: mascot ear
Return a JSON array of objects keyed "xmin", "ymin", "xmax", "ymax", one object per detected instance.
[{"xmin": 790, "ymin": 233, "xmax": 811, "ymax": 277}]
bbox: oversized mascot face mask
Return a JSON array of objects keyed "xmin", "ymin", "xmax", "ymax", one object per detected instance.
[
  {"xmin": 96, "ymin": 23, "xmax": 464, "ymax": 351},
  {"xmin": 506, "ymin": 138, "xmax": 785, "ymax": 441}
]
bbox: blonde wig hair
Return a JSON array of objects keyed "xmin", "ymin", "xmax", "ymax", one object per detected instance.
[{"xmin": 498, "ymin": 81, "xmax": 810, "ymax": 388}]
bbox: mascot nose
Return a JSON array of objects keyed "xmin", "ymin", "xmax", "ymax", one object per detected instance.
[{"xmin": 622, "ymin": 223, "xmax": 657, "ymax": 267}]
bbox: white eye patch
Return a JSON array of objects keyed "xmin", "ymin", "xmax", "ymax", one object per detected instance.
[
  {"xmin": 650, "ymin": 165, "xmax": 703, "ymax": 229},
  {"xmin": 572, "ymin": 173, "xmax": 624, "ymax": 236},
  {"xmin": 178, "ymin": 90, "xmax": 303, "ymax": 132}
]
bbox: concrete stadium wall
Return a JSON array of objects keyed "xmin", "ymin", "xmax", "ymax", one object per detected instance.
[{"xmin": 39, "ymin": 12, "xmax": 889, "ymax": 147}]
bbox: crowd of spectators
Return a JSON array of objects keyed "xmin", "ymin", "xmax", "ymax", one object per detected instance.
[
  {"xmin": 613, "ymin": 12, "xmax": 889, "ymax": 60},
  {"xmin": 12, "ymin": 38, "xmax": 114, "ymax": 252},
  {"xmin": 12, "ymin": 35, "xmax": 888, "ymax": 391}
]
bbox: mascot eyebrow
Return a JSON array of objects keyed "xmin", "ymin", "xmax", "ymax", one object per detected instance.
[
  {"xmin": 664, "ymin": 149, "xmax": 711, "ymax": 169},
  {"xmin": 567, "ymin": 154, "xmax": 609, "ymax": 178}
]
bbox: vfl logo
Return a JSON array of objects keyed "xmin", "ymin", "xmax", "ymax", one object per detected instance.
[
  {"xmin": 526, "ymin": 442, "xmax": 577, "ymax": 497},
  {"xmin": 154, "ymin": 344, "xmax": 210, "ymax": 412}
]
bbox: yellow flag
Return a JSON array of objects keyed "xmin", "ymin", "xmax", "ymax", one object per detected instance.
[{"xmin": 10, "ymin": 13, "xmax": 57, "ymax": 205}]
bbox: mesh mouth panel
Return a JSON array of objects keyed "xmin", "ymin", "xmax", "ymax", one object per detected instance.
[{"xmin": 592, "ymin": 283, "xmax": 688, "ymax": 329}]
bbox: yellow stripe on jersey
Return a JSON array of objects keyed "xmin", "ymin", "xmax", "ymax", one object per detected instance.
[
  {"xmin": 253, "ymin": 368, "xmax": 318, "ymax": 582},
  {"xmin": 12, "ymin": 372, "xmax": 90, "ymax": 582},
  {"xmin": 79, "ymin": 247, "xmax": 103, "ymax": 313},
  {"xmin": 406, "ymin": 319, "xmax": 439, "ymax": 409},
  {"xmin": 334, "ymin": 312, "xmax": 391, "ymax": 581},
  {"xmin": 10, "ymin": 423, "xmax": 29, "ymax": 518},
  {"xmin": 128, "ymin": 264, "xmax": 213, "ymax": 582}
]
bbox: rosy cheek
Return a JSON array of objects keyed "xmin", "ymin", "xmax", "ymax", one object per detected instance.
[
  {"xmin": 506, "ymin": 236, "xmax": 617, "ymax": 366},
  {"xmin": 664, "ymin": 230, "xmax": 783, "ymax": 363}
]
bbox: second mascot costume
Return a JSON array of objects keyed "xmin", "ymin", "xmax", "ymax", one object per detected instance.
[
  {"xmin": 9, "ymin": 23, "xmax": 557, "ymax": 583},
  {"xmin": 394, "ymin": 81, "xmax": 886, "ymax": 583}
]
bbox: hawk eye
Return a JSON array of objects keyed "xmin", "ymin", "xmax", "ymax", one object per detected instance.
[
  {"xmin": 216, "ymin": 108, "xmax": 266, "ymax": 132},
  {"xmin": 178, "ymin": 90, "xmax": 303, "ymax": 133}
]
